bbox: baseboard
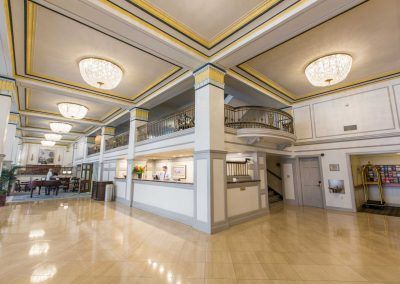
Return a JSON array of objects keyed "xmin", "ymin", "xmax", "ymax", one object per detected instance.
[
  {"xmin": 132, "ymin": 201, "xmax": 194, "ymax": 226},
  {"xmin": 212, "ymin": 220, "xmax": 230, "ymax": 233},
  {"xmin": 115, "ymin": 197, "xmax": 130, "ymax": 206},
  {"xmin": 228, "ymin": 208, "xmax": 268, "ymax": 226},
  {"xmin": 325, "ymin": 205, "xmax": 355, "ymax": 212}
]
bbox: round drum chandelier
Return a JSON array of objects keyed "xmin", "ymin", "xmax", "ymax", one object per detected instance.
[
  {"xmin": 50, "ymin": 122, "xmax": 72, "ymax": 133},
  {"xmin": 41, "ymin": 140, "xmax": 56, "ymax": 147},
  {"xmin": 58, "ymin": 103, "xmax": 88, "ymax": 120},
  {"xmin": 44, "ymin": 133, "xmax": 62, "ymax": 141},
  {"xmin": 79, "ymin": 57, "xmax": 123, "ymax": 90},
  {"xmin": 305, "ymin": 53, "xmax": 352, "ymax": 87}
]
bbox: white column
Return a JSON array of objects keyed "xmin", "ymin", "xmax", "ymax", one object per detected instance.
[
  {"xmin": 0, "ymin": 79, "xmax": 14, "ymax": 173},
  {"xmin": 193, "ymin": 64, "xmax": 227, "ymax": 234},
  {"xmin": 126, "ymin": 108, "xmax": 148, "ymax": 206},
  {"xmin": 253, "ymin": 152, "xmax": 269, "ymax": 212},
  {"xmin": 3, "ymin": 113, "xmax": 19, "ymax": 165},
  {"xmin": 97, "ymin": 126, "xmax": 115, "ymax": 181}
]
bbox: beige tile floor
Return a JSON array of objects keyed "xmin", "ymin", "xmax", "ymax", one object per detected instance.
[{"xmin": 1, "ymin": 199, "xmax": 400, "ymax": 283}]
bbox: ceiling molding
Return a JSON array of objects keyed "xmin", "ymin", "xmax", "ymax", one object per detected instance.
[
  {"xmin": 21, "ymin": 126, "xmax": 83, "ymax": 136},
  {"xmin": 16, "ymin": 75, "xmax": 134, "ymax": 107},
  {"xmin": 19, "ymin": 110, "xmax": 103, "ymax": 126},
  {"xmin": 123, "ymin": 0, "xmax": 283, "ymax": 49}
]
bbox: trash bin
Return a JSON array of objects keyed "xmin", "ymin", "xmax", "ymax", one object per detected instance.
[{"xmin": 105, "ymin": 184, "xmax": 114, "ymax": 202}]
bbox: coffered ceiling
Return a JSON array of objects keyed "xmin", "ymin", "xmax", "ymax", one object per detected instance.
[{"xmin": 233, "ymin": 0, "xmax": 400, "ymax": 101}]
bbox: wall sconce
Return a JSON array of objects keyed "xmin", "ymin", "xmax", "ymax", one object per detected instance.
[
  {"xmin": 30, "ymin": 154, "xmax": 34, "ymax": 161},
  {"xmin": 58, "ymin": 155, "xmax": 61, "ymax": 162}
]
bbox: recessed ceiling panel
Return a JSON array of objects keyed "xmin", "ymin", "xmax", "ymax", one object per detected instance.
[
  {"xmin": 26, "ymin": 1, "xmax": 181, "ymax": 100},
  {"xmin": 239, "ymin": 0, "xmax": 400, "ymax": 100},
  {"xmin": 25, "ymin": 89, "xmax": 118, "ymax": 121}
]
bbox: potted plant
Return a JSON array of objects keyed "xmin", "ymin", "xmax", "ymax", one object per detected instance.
[
  {"xmin": 133, "ymin": 165, "xmax": 145, "ymax": 179},
  {"xmin": 0, "ymin": 166, "xmax": 20, "ymax": 204}
]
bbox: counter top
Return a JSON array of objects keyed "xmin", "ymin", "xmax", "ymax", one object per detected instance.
[{"xmin": 227, "ymin": 180, "xmax": 260, "ymax": 184}]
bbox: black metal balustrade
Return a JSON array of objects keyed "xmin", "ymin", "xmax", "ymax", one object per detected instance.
[
  {"xmin": 224, "ymin": 105, "xmax": 294, "ymax": 134},
  {"xmin": 105, "ymin": 131, "xmax": 129, "ymax": 151},
  {"xmin": 87, "ymin": 145, "xmax": 100, "ymax": 155},
  {"xmin": 137, "ymin": 106, "xmax": 195, "ymax": 142},
  {"xmin": 226, "ymin": 161, "xmax": 249, "ymax": 176},
  {"xmin": 136, "ymin": 105, "xmax": 294, "ymax": 142}
]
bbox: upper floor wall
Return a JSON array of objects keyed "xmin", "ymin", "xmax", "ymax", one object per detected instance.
[{"xmin": 292, "ymin": 77, "xmax": 400, "ymax": 144}]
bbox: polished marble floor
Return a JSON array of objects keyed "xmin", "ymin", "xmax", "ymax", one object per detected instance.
[{"xmin": 1, "ymin": 199, "xmax": 400, "ymax": 283}]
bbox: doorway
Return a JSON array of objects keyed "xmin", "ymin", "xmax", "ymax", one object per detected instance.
[{"xmin": 299, "ymin": 157, "xmax": 324, "ymax": 208}]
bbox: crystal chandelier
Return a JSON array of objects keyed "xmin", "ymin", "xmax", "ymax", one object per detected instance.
[
  {"xmin": 50, "ymin": 122, "xmax": 72, "ymax": 133},
  {"xmin": 41, "ymin": 140, "xmax": 56, "ymax": 147},
  {"xmin": 305, "ymin": 54, "xmax": 352, "ymax": 87},
  {"xmin": 44, "ymin": 133, "xmax": 62, "ymax": 141},
  {"xmin": 58, "ymin": 103, "xmax": 88, "ymax": 119},
  {"xmin": 79, "ymin": 58, "xmax": 123, "ymax": 90}
]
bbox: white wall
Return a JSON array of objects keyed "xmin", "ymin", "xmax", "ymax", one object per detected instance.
[
  {"xmin": 292, "ymin": 77, "xmax": 400, "ymax": 211},
  {"xmin": 20, "ymin": 143, "xmax": 71, "ymax": 166}
]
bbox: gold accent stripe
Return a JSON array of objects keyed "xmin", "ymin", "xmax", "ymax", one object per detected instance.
[
  {"xmin": 239, "ymin": 64, "xmax": 295, "ymax": 99},
  {"xmin": 130, "ymin": 0, "xmax": 281, "ymax": 48},
  {"xmin": 26, "ymin": 1, "xmax": 36, "ymax": 74},
  {"xmin": 3, "ymin": 0, "xmax": 16, "ymax": 75}
]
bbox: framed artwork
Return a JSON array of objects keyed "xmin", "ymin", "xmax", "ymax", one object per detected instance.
[
  {"xmin": 328, "ymin": 179, "xmax": 345, "ymax": 194},
  {"xmin": 38, "ymin": 148, "xmax": 55, "ymax": 164},
  {"xmin": 172, "ymin": 165, "xmax": 186, "ymax": 179}
]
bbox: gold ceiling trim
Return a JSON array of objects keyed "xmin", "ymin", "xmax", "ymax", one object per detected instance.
[
  {"xmin": 129, "ymin": 0, "xmax": 281, "ymax": 48},
  {"xmin": 238, "ymin": 63, "xmax": 295, "ymax": 99},
  {"xmin": 0, "ymin": 78, "xmax": 16, "ymax": 92},
  {"xmin": 3, "ymin": 0, "xmax": 16, "ymax": 75},
  {"xmin": 25, "ymin": 1, "xmax": 182, "ymax": 102},
  {"xmin": 238, "ymin": 63, "xmax": 400, "ymax": 102},
  {"xmin": 98, "ymin": 0, "xmax": 208, "ymax": 59}
]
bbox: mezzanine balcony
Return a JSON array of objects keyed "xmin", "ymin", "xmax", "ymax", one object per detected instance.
[
  {"xmin": 105, "ymin": 131, "xmax": 129, "ymax": 151},
  {"xmin": 136, "ymin": 105, "xmax": 295, "ymax": 146}
]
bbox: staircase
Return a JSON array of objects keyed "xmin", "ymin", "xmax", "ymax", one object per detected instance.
[{"xmin": 268, "ymin": 186, "xmax": 283, "ymax": 203}]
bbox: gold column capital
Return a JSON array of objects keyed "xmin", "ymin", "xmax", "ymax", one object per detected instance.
[
  {"xmin": 0, "ymin": 79, "xmax": 16, "ymax": 94},
  {"xmin": 194, "ymin": 64, "xmax": 225, "ymax": 90},
  {"xmin": 130, "ymin": 108, "xmax": 149, "ymax": 121},
  {"xmin": 103, "ymin": 126, "xmax": 115, "ymax": 136},
  {"xmin": 8, "ymin": 113, "xmax": 20, "ymax": 125}
]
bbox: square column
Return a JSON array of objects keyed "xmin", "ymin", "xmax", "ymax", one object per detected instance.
[
  {"xmin": 252, "ymin": 152, "xmax": 269, "ymax": 212},
  {"xmin": 97, "ymin": 126, "xmax": 115, "ymax": 181},
  {"xmin": 126, "ymin": 108, "xmax": 148, "ymax": 206},
  {"xmin": 193, "ymin": 64, "xmax": 227, "ymax": 234},
  {"xmin": 3, "ymin": 113, "xmax": 19, "ymax": 165},
  {"xmin": 0, "ymin": 79, "xmax": 14, "ymax": 173}
]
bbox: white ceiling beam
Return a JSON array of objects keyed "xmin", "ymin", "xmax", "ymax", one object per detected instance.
[
  {"xmin": 21, "ymin": 127, "xmax": 82, "ymax": 136},
  {"xmin": 16, "ymin": 76, "xmax": 135, "ymax": 108},
  {"xmin": 20, "ymin": 110, "xmax": 103, "ymax": 126}
]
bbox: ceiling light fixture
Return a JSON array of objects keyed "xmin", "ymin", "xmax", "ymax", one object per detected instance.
[
  {"xmin": 79, "ymin": 57, "xmax": 123, "ymax": 90},
  {"xmin": 44, "ymin": 133, "xmax": 62, "ymax": 141},
  {"xmin": 58, "ymin": 103, "xmax": 88, "ymax": 119},
  {"xmin": 41, "ymin": 140, "xmax": 56, "ymax": 147},
  {"xmin": 305, "ymin": 53, "xmax": 352, "ymax": 87},
  {"xmin": 50, "ymin": 122, "xmax": 72, "ymax": 133}
]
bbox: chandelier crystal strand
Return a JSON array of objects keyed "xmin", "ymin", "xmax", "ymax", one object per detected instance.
[
  {"xmin": 305, "ymin": 54, "xmax": 352, "ymax": 87},
  {"xmin": 79, "ymin": 58, "xmax": 123, "ymax": 90},
  {"xmin": 44, "ymin": 133, "xmax": 62, "ymax": 141},
  {"xmin": 58, "ymin": 103, "xmax": 88, "ymax": 119},
  {"xmin": 41, "ymin": 140, "xmax": 56, "ymax": 147},
  {"xmin": 50, "ymin": 122, "xmax": 72, "ymax": 133}
]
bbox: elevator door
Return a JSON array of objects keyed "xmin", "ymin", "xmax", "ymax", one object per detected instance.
[{"xmin": 299, "ymin": 158, "xmax": 323, "ymax": 208}]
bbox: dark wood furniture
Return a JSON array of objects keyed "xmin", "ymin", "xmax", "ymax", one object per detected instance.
[
  {"xmin": 29, "ymin": 180, "xmax": 61, "ymax": 197},
  {"xmin": 91, "ymin": 181, "xmax": 113, "ymax": 201}
]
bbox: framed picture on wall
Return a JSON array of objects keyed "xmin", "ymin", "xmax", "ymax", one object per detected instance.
[
  {"xmin": 172, "ymin": 165, "xmax": 186, "ymax": 179},
  {"xmin": 38, "ymin": 148, "xmax": 55, "ymax": 164},
  {"xmin": 328, "ymin": 179, "xmax": 345, "ymax": 194}
]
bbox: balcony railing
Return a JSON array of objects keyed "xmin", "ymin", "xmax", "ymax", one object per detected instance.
[
  {"xmin": 105, "ymin": 131, "xmax": 129, "ymax": 151},
  {"xmin": 136, "ymin": 105, "xmax": 294, "ymax": 142},
  {"xmin": 87, "ymin": 144, "xmax": 100, "ymax": 155},
  {"xmin": 224, "ymin": 105, "xmax": 294, "ymax": 134},
  {"xmin": 137, "ymin": 106, "xmax": 195, "ymax": 142}
]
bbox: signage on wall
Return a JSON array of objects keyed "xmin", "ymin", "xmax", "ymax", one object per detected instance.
[{"xmin": 329, "ymin": 164, "xmax": 340, "ymax": 171}]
